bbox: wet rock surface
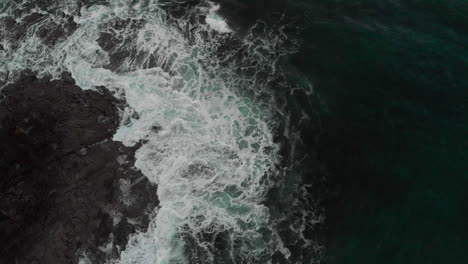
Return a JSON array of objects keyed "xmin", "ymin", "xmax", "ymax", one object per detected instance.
[
  {"xmin": 0, "ymin": 12, "xmax": 77, "ymax": 47},
  {"xmin": 0, "ymin": 73, "xmax": 158, "ymax": 264},
  {"xmin": 95, "ymin": 17, "xmax": 180, "ymax": 73},
  {"xmin": 96, "ymin": 18, "xmax": 147, "ymax": 72}
]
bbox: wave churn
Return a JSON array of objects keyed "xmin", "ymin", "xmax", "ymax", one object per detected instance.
[{"xmin": 0, "ymin": 0, "xmax": 324, "ymax": 263}]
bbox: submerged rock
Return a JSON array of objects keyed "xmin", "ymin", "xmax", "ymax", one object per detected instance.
[
  {"xmin": 0, "ymin": 72, "xmax": 158, "ymax": 264},
  {"xmin": 0, "ymin": 12, "xmax": 77, "ymax": 47}
]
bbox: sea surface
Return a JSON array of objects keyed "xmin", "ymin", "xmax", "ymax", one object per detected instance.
[
  {"xmin": 282, "ymin": 1, "xmax": 468, "ymax": 263},
  {"xmin": 1, "ymin": 0, "xmax": 467, "ymax": 263}
]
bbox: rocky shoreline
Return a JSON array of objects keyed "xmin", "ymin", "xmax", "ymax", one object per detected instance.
[{"xmin": 0, "ymin": 72, "xmax": 158, "ymax": 264}]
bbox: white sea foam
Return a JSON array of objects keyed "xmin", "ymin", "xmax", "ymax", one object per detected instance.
[
  {"xmin": 0, "ymin": 0, "xmax": 323, "ymax": 263},
  {"xmin": 205, "ymin": 2, "xmax": 232, "ymax": 33}
]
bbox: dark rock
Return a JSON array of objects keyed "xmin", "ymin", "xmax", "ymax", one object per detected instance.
[
  {"xmin": 95, "ymin": 17, "xmax": 179, "ymax": 73},
  {"xmin": 61, "ymin": 71, "xmax": 76, "ymax": 85},
  {"xmin": 37, "ymin": 14, "xmax": 78, "ymax": 46},
  {"xmin": 0, "ymin": 12, "xmax": 78, "ymax": 47},
  {"xmin": 151, "ymin": 125, "xmax": 162, "ymax": 133},
  {"xmin": 96, "ymin": 18, "xmax": 147, "ymax": 72},
  {"xmin": 0, "ymin": 72, "xmax": 158, "ymax": 264}
]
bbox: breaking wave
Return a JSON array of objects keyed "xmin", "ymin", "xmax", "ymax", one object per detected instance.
[{"xmin": 0, "ymin": 0, "xmax": 324, "ymax": 263}]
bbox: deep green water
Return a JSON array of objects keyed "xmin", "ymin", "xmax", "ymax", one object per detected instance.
[
  {"xmin": 1, "ymin": 0, "xmax": 466, "ymax": 263},
  {"xmin": 294, "ymin": 1, "xmax": 468, "ymax": 263},
  {"xmin": 229, "ymin": 0, "xmax": 468, "ymax": 263}
]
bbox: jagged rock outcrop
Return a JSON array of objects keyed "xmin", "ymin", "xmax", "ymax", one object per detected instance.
[{"xmin": 0, "ymin": 72, "xmax": 158, "ymax": 264}]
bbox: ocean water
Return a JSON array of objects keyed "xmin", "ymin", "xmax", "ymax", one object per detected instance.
[
  {"xmin": 277, "ymin": 0, "xmax": 467, "ymax": 263},
  {"xmin": 0, "ymin": 0, "xmax": 323, "ymax": 263},
  {"xmin": 1, "ymin": 0, "xmax": 467, "ymax": 263}
]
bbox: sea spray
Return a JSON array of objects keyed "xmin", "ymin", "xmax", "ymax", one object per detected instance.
[{"xmin": 0, "ymin": 0, "xmax": 324, "ymax": 263}]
